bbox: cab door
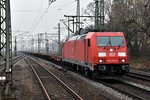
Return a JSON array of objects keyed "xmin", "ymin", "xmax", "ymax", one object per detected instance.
[{"xmin": 85, "ymin": 39, "xmax": 91, "ymax": 64}]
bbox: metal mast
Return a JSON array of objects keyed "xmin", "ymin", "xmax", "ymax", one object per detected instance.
[
  {"xmin": 45, "ymin": 32, "xmax": 49, "ymax": 54},
  {"xmin": 95, "ymin": 0, "xmax": 99, "ymax": 30},
  {"xmin": 31, "ymin": 38, "xmax": 34, "ymax": 52},
  {"xmin": 99, "ymin": 0, "xmax": 104, "ymax": 31},
  {"xmin": 38, "ymin": 34, "xmax": 41, "ymax": 53},
  {"xmin": 14, "ymin": 36, "xmax": 17, "ymax": 56},
  {"xmin": 0, "ymin": 0, "xmax": 12, "ymax": 96},
  {"xmin": 76, "ymin": 0, "xmax": 80, "ymax": 34},
  {"xmin": 95, "ymin": 0, "xmax": 104, "ymax": 31},
  {"xmin": 58, "ymin": 23, "xmax": 61, "ymax": 54}
]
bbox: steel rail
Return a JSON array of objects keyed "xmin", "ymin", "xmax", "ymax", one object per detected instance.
[
  {"xmin": 24, "ymin": 53, "xmax": 146, "ymax": 100},
  {"xmin": 96, "ymin": 80, "xmax": 145, "ymax": 100},
  {"xmin": 130, "ymin": 69, "xmax": 150, "ymax": 77},
  {"xmin": 117, "ymin": 79, "xmax": 150, "ymax": 92},
  {"xmin": 34, "ymin": 55, "xmax": 144, "ymax": 100},
  {"xmin": 127, "ymin": 69, "xmax": 150, "ymax": 81},
  {"xmin": 0, "ymin": 55, "xmax": 24, "ymax": 71},
  {"xmin": 26, "ymin": 56, "xmax": 83, "ymax": 100},
  {"xmin": 127, "ymin": 73, "xmax": 150, "ymax": 82},
  {"xmin": 0, "ymin": 55, "xmax": 23, "ymax": 66},
  {"xmin": 25, "ymin": 58, "xmax": 51, "ymax": 100},
  {"xmin": 28, "ymin": 55, "xmax": 111, "ymax": 100}
]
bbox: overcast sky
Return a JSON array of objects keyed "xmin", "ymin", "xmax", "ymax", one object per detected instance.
[{"xmin": 11, "ymin": 0, "xmax": 93, "ymax": 36}]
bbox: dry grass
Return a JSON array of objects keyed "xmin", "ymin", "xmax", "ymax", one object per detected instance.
[{"xmin": 130, "ymin": 55, "xmax": 150, "ymax": 71}]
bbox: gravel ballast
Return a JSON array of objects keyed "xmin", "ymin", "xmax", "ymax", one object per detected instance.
[
  {"xmin": 12, "ymin": 59, "xmax": 44, "ymax": 100},
  {"xmin": 35, "ymin": 57, "xmax": 133, "ymax": 100}
]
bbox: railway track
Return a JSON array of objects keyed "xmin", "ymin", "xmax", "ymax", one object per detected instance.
[
  {"xmin": 0, "ymin": 55, "xmax": 24, "ymax": 71},
  {"xmin": 126, "ymin": 69, "xmax": 150, "ymax": 81},
  {"xmin": 25, "ymin": 54, "xmax": 150, "ymax": 100},
  {"xmin": 96, "ymin": 78, "xmax": 150, "ymax": 100},
  {"xmin": 25, "ymin": 56, "xmax": 83, "ymax": 100},
  {"xmin": 45, "ymin": 57, "xmax": 150, "ymax": 100},
  {"xmin": 27, "ymin": 55, "xmax": 112, "ymax": 100}
]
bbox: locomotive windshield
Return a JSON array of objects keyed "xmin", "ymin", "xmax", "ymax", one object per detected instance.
[{"xmin": 97, "ymin": 36, "xmax": 124, "ymax": 46}]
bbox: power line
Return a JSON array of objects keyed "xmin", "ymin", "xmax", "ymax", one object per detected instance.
[
  {"xmin": 29, "ymin": 0, "xmax": 45, "ymax": 34},
  {"xmin": 11, "ymin": 1, "xmax": 76, "ymax": 13},
  {"xmin": 30, "ymin": 6, "xmax": 50, "ymax": 34},
  {"xmin": 30, "ymin": 0, "xmax": 57, "ymax": 34}
]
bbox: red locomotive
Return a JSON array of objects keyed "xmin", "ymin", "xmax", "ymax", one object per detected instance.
[{"xmin": 62, "ymin": 32, "xmax": 129, "ymax": 76}]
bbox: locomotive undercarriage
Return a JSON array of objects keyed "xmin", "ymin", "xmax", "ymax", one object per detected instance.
[
  {"xmin": 95, "ymin": 64, "xmax": 129, "ymax": 75},
  {"xmin": 63, "ymin": 60, "xmax": 129, "ymax": 78}
]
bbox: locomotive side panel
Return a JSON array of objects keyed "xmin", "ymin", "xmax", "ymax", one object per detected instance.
[
  {"xmin": 74, "ymin": 39, "xmax": 85, "ymax": 62},
  {"xmin": 62, "ymin": 37, "xmax": 87, "ymax": 67}
]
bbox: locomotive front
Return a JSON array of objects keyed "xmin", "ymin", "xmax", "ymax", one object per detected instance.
[{"xmin": 93, "ymin": 32, "xmax": 129, "ymax": 75}]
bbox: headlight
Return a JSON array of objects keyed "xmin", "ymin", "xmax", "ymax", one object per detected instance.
[
  {"xmin": 121, "ymin": 59, "xmax": 125, "ymax": 62},
  {"xmin": 98, "ymin": 52, "xmax": 106, "ymax": 57},
  {"xmin": 118, "ymin": 52, "xmax": 126, "ymax": 57},
  {"xmin": 99, "ymin": 59, "xmax": 105, "ymax": 62}
]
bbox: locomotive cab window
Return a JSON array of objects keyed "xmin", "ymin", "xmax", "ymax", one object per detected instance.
[
  {"xmin": 111, "ymin": 37, "xmax": 124, "ymax": 46},
  {"xmin": 97, "ymin": 37, "xmax": 110, "ymax": 46},
  {"xmin": 97, "ymin": 36, "xmax": 124, "ymax": 46}
]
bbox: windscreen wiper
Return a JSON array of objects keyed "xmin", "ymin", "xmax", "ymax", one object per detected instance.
[
  {"xmin": 104, "ymin": 40, "xmax": 111, "ymax": 49},
  {"xmin": 117, "ymin": 40, "xmax": 124, "ymax": 49}
]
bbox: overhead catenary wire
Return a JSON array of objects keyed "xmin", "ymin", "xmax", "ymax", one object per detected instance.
[
  {"xmin": 14, "ymin": 0, "xmax": 92, "ymax": 36},
  {"xmin": 64, "ymin": 0, "xmax": 93, "ymax": 30},
  {"xmin": 30, "ymin": 1, "xmax": 77, "ymax": 35},
  {"xmin": 30, "ymin": 0, "xmax": 45, "ymax": 32},
  {"xmin": 30, "ymin": 4, "xmax": 51, "ymax": 34},
  {"xmin": 11, "ymin": 1, "xmax": 76, "ymax": 13}
]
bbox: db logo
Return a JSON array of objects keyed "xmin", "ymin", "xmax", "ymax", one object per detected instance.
[{"xmin": 109, "ymin": 53, "xmax": 115, "ymax": 56}]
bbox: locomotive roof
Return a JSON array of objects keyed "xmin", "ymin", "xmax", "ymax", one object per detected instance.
[
  {"xmin": 65, "ymin": 32, "xmax": 124, "ymax": 42},
  {"xmin": 86, "ymin": 32, "xmax": 124, "ymax": 39},
  {"xmin": 66, "ymin": 34, "xmax": 87, "ymax": 41}
]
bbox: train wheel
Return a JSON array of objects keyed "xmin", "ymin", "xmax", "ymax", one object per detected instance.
[
  {"xmin": 76, "ymin": 65, "xmax": 80, "ymax": 71},
  {"xmin": 84, "ymin": 67, "xmax": 93, "ymax": 78},
  {"xmin": 84, "ymin": 67, "xmax": 88, "ymax": 76}
]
